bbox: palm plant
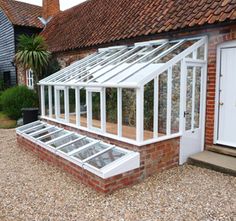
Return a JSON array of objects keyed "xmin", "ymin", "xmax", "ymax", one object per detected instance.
[{"xmin": 15, "ymin": 34, "xmax": 51, "ymax": 94}]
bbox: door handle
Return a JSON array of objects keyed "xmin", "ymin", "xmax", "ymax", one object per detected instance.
[
  {"xmin": 219, "ymin": 102, "xmax": 224, "ymax": 106},
  {"xmin": 184, "ymin": 111, "xmax": 190, "ymax": 118}
]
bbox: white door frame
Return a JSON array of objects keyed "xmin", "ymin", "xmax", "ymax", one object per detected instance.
[{"xmin": 214, "ymin": 40, "xmax": 236, "ymax": 146}]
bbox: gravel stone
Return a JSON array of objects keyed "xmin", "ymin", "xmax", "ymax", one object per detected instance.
[{"xmin": 0, "ymin": 129, "xmax": 235, "ymax": 221}]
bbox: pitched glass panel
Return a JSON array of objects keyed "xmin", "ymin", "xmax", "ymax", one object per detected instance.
[
  {"xmin": 25, "ymin": 125, "xmax": 47, "ymax": 134},
  {"xmin": 73, "ymin": 143, "xmax": 108, "ymax": 161},
  {"xmin": 49, "ymin": 134, "xmax": 79, "ymax": 148},
  {"xmin": 39, "ymin": 131, "xmax": 67, "ymax": 143},
  {"xmin": 87, "ymin": 148, "xmax": 126, "ymax": 169},
  {"xmin": 32, "ymin": 128, "xmax": 58, "ymax": 139},
  {"xmin": 59, "ymin": 138, "xmax": 91, "ymax": 153},
  {"xmin": 18, "ymin": 121, "xmax": 41, "ymax": 131}
]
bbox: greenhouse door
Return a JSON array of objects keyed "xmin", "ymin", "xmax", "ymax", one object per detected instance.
[
  {"xmin": 55, "ymin": 86, "xmax": 67, "ymax": 122},
  {"xmin": 180, "ymin": 63, "xmax": 206, "ymax": 164}
]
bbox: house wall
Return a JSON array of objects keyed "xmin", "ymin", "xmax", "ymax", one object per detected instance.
[
  {"xmin": 48, "ymin": 24, "xmax": 236, "ymax": 148},
  {"xmin": 0, "ymin": 10, "xmax": 16, "ymax": 86}
]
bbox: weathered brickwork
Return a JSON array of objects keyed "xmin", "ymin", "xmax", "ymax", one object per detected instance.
[
  {"xmin": 17, "ymin": 120, "xmax": 179, "ymax": 193},
  {"xmin": 42, "ymin": 0, "xmax": 60, "ymax": 19}
]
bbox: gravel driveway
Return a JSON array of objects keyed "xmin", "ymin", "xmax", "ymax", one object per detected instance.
[{"xmin": 0, "ymin": 129, "xmax": 235, "ymax": 221}]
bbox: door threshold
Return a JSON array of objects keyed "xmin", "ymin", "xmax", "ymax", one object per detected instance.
[{"xmin": 206, "ymin": 144, "xmax": 236, "ymax": 158}]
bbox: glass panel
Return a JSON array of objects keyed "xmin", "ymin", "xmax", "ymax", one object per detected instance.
[
  {"xmin": 69, "ymin": 88, "xmax": 76, "ymax": 124},
  {"xmin": 73, "ymin": 143, "xmax": 108, "ymax": 160},
  {"xmin": 106, "ymin": 88, "xmax": 117, "ymax": 135},
  {"xmin": 194, "ymin": 67, "xmax": 202, "ymax": 129},
  {"xmin": 158, "ymin": 71, "xmax": 167, "ymax": 136},
  {"xmin": 122, "ymin": 89, "xmax": 136, "ymax": 140},
  {"xmin": 49, "ymin": 134, "xmax": 79, "ymax": 148},
  {"xmin": 32, "ymin": 127, "xmax": 58, "ymax": 139},
  {"xmin": 144, "ymin": 80, "xmax": 154, "ymax": 140},
  {"xmin": 80, "ymin": 88, "xmax": 87, "ymax": 127},
  {"xmin": 59, "ymin": 138, "xmax": 91, "ymax": 154},
  {"xmin": 86, "ymin": 148, "xmax": 126, "ymax": 169},
  {"xmin": 39, "ymin": 131, "xmax": 67, "ymax": 143},
  {"xmin": 19, "ymin": 121, "xmax": 42, "ymax": 131},
  {"xmin": 154, "ymin": 40, "xmax": 196, "ymax": 64},
  {"xmin": 185, "ymin": 67, "xmax": 193, "ymax": 130},
  {"xmin": 25, "ymin": 125, "xmax": 47, "ymax": 134},
  {"xmin": 92, "ymin": 92, "xmax": 101, "ymax": 129},
  {"xmin": 186, "ymin": 53, "xmax": 193, "ymax": 58},
  {"xmin": 51, "ymin": 86, "xmax": 55, "ymax": 118},
  {"xmin": 197, "ymin": 45, "xmax": 205, "ymax": 60},
  {"xmin": 59, "ymin": 90, "xmax": 65, "ymax": 119},
  {"xmin": 171, "ymin": 62, "xmax": 181, "ymax": 133},
  {"xmin": 45, "ymin": 86, "xmax": 49, "ymax": 117},
  {"xmin": 140, "ymin": 43, "xmax": 175, "ymax": 63}
]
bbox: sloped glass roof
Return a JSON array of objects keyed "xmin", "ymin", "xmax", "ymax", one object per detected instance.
[
  {"xmin": 39, "ymin": 38, "xmax": 201, "ymax": 88},
  {"xmin": 16, "ymin": 121, "xmax": 140, "ymax": 178}
]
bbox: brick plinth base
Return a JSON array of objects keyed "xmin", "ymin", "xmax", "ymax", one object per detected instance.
[{"xmin": 17, "ymin": 121, "xmax": 180, "ymax": 193}]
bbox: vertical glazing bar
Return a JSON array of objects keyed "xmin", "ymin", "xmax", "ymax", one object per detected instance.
[
  {"xmin": 48, "ymin": 86, "xmax": 52, "ymax": 118},
  {"xmin": 41, "ymin": 85, "xmax": 45, "ymax": 117},
  {"xmin": 167, "ymin": 67, "xmax": 172, "ymax": 135},
  {"xmin": 101, "ymin": 88, "xmax": 106, "ymax": 132},
  {"xmin": 153, "ymin": 77, "xmax": 158, "ymax": 138},
  {"xmin": 117, "ymin": 88, "xmax": 122, "ymax": 137},
  {"xmin": 191, "ymin": 67, "xmax": 196, "ymax": 131},
  {"xmin": 65, "ymin": 87, "xmax": 69, "ymax": 123},
  {"xmin": 136, "ymin": 87, "xmax": 144, "ymax": 143},
  {"xmin": 75, "ymin": 87, "xmax": 80, "ymax": 127}
]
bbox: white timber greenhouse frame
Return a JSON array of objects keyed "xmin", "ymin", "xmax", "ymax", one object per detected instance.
[{"xmin": 39, "ymin": 36, "xmax": 208, "ymax": 147}]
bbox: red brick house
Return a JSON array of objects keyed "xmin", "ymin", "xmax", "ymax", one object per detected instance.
[{"xmin": 17, "ymin": 0, "xmax": 236, "ymax": 193}]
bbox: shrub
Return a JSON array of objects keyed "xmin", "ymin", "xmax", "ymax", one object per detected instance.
[{"xmin": 0, "ymin": 86, "xmax": 38, "ymax": 120}]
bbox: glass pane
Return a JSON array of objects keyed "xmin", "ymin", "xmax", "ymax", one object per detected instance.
[
  {"xmin": 106, "ymin": 88, "xmax": 117, "ymax": 135},
  {"xmin": 171, "ymin": 62, "xmax": 181, "ymax": 133},
  {"xmin": 39, "ymin": 131, "xmax": 67, "ymax": 143},
  {"xmin": 197, "ymin": 45, "xmax": 205, "ymax": 60},
  {"xmin": 154, "ymin": 40, "xmax": 196, "ymax": 64},
  {"xmin": 25, "ymin": 125, "xmax": 47, "ymax": 134},
  {"xmin": 49, "ymin": 134, "xmax": 79, "ymax": 148},
  {"xmin": 73, "ymin": 143, "xmax": 108, "ymax": 160},
  {"xmin": 158, "ymin": 71, "xmax": 167, "ymax": 136},
  {"xmin": 87, "ymin": 148, "xmax": 126, "ymax": 169},
  {"xmin": 194, "ymin": 67, "xmax": 202, "ymax": 129},
  {"xmin": 19, "ymin": 121, "xmax": 41, "ymax": 131},
  {"xmin": 32, "ymin": 127, "xmax": 58, "ymax": 139},
  {"xmin": 59, "ymin": 90, "xmax": 65, "ymax": 119},
  {"xmin": 92, "ymin": 92, "xmax": 101, "ymax": 128},
  {"xmin": 45, "ymin": 86, "xmax": 49, "ymax": 116},
  {"xmin": 69, "ymin": 88, "xmax": 76, "ymax": 124},
  {"xmin": 59, "ymin": 138, "xmax": 91, "ymax": 154},
  {"xmin": 144, "ymin": 80, "xmax": 154, "ymax": 140},
  {"xmin": 185, "ymin": 67, "xmax": 193, "ymax": 130},
  {"xmin": 122, "ymin": 89, "xmax": 136, "ymax": 140},
  {"xmin": 80, "ymin": 88, "xmax": 87, "ymax": 127}
]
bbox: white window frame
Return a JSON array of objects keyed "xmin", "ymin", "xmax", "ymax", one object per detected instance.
[{"xmin": 26, "ymin": 69, "xmax": 34, "ymax": 89}]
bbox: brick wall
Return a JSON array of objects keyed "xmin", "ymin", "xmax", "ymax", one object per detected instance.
[{"xmin": 17, "ymin": 120, "xmax": 179, "ymax": 193}]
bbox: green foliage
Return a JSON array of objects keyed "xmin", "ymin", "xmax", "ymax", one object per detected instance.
[
  {"xmin": 15, "ymin": 34, "xmax": 51, "ymax": 88},
  {"xmin": 0, "ymin": 86, "xmax": 38, "ymax": 120}
]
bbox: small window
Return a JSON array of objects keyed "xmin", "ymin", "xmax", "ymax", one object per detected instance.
[{"xmin": 26, "ymin": 69, "xmax": 34, "ymax": 89}]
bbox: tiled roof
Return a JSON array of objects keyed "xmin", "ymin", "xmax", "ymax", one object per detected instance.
[
  {"xmin": 42, "ymin": 0, "xmax": 236, "ymax": 52},
  {"xmin": 0, "ymin": 0, "xmax": 43, "ymax": 28}
]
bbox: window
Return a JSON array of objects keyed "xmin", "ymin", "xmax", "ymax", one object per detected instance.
[{"xmin": 26, "ymin": 69, "xmax": 34, "ymax": 89}]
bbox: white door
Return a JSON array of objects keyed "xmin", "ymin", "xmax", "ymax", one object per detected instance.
[
  {"xmin": 180, "ymin": 64, "xmax": 206, "ymax": 164},
  {"xmin": 217, "ymin": 47, "xmax": 236, "ymax": 147}
]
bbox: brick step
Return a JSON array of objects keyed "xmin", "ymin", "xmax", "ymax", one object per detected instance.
[
  {"xmin": 206, "ymin": 145, "xmax": 236, "ymax": 158},
  {"xmin": 188, "ymin": 151, "xmax": 236, "ymax": 176}
]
